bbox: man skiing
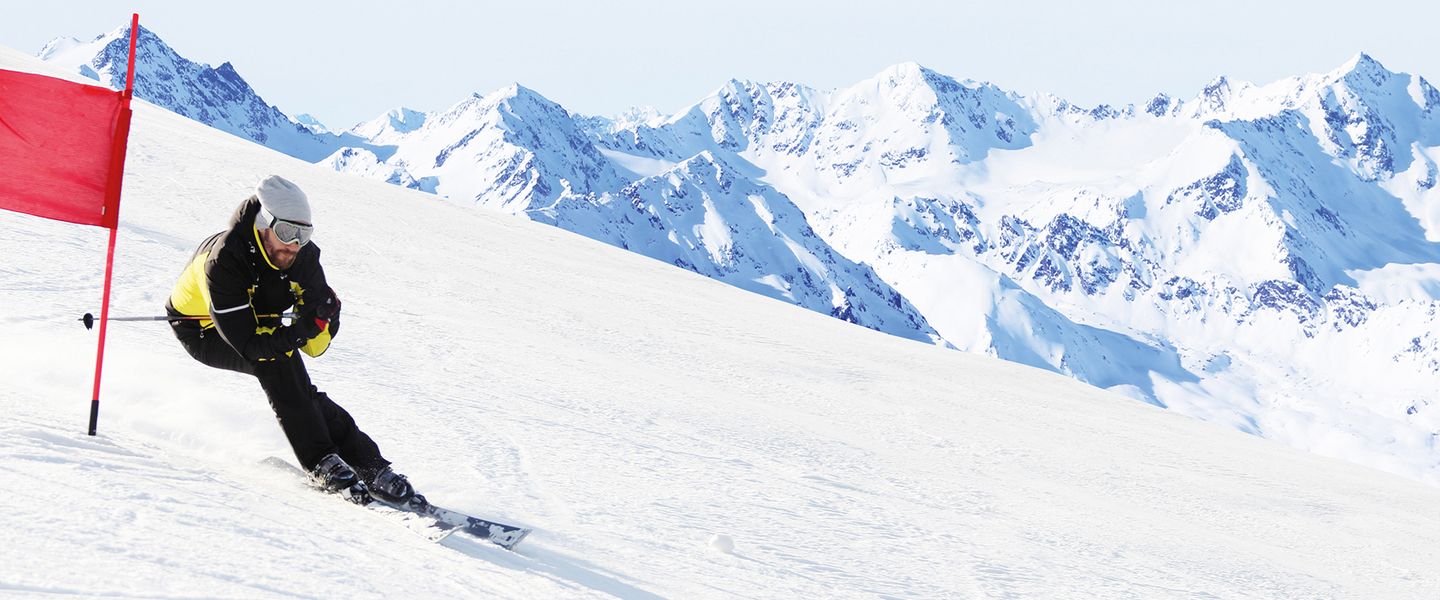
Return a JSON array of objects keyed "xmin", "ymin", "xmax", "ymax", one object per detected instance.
[{"xmin": 166, "ymin": 175, "xmax": 418, "ymax": 506}]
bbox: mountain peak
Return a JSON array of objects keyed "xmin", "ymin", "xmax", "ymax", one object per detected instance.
[
  {"xmin": 719, "ymin": 78, "xmax": 751, "ymax": 92},
  {"xmin": 386, "ymin": 106, "xmax": 426, "ymax": 122},
  {"xmin": 1326, "ymin": 51, "xmax": 1398, "ymax": 88},
  {"xmin": 499, "ymin": 82, "xmax": 540, "ymax": 98},
  {"xmin": 489, "ymin": 82, "xmax": 564, "ymax": 110},
  {"xmin": 642, "ymin": 150, "xmax": 742, "ymax": 186},
  {"xmin": 1192, "ymin": 75, "xmax": 1243, "ymax": 113},
  {"xmin": 293, "ymin": 113, "xmax": 330, "ymax": 134},
  {"xmin": 874, "ymin": 61, "xmax": 952, "ymax": 90},
  {"xmin": 681, "ymin": 149, "xmax": 725, "ymax": 169},
  {"xmin": 878, "ymin": 61, "xmax": 930, "ymax": 78},
  {"xmin": 103, "ymin": 22, "xmax": 166, "ymax": 52},
  {"xmin": 613, "ymin": 105, "xmax": 664, "ymax": 128},
  {"xmin": 458, "ymin": 83, "xmax": 563, "ymax": 116},
  {"xmin": 35, "ymin": 35, "xmax": 83, "ymax": 59},
  {"xmin": 1203, "ymin": 75, "xmax": 1230, "ymax": 94},
  {"xmin": 869, "ymin": 63, "xmax": 942, "ymax": 98},
  {"xmin": 868, "ymin": 62, "xmax": 995, "ymax": 103},
  {"xmin": 1145, "ymin": 92, "xmax": 1175, "ymax": 116},
  {"xmin": 347, "ymin": 106, "xmax": 427, "ymax": 140},
  {"xmin": 1340, "ymin": 52, "xmax": 1386, "ymax": 74},
  {"xmin": 37, "ymin": 22, "xmax": 166, "ymax": 79},
  {"xmin": 707, "ymin": 78, "xmax": 767, "ymax": 109},
  {"xmin": 37, "ymin": 20, "xmax": 346, "ymax": 162}
]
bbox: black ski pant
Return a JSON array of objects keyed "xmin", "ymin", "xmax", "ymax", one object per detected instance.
[{"xmin": 172, "ymin": 324, "xmax": 387, "ymax": 472}]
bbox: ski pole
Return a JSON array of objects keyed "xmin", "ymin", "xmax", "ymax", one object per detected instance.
[{"xmin": 79, "ymin": 312, "xmax": 295, "ymax": 330}]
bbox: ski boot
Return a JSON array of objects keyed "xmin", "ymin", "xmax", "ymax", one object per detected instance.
[
  {"xmin": 359, "ymin": 463, "xmax": 427, "ymax": 510},
  {"xmin": 312, "ymin": 453, "xmax": 371, "ymax": 505}
]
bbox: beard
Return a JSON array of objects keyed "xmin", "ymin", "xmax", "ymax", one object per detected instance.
[{"xmin": 272, "ymin": 247, "xmax": 298, "ymax": 269}]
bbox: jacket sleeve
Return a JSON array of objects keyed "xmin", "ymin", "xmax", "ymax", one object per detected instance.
[
  {"xmin": 292, "ymin": 245, "xmax": 338, "ymax": 358},
  {"xmin": 206, "ymin": 249, "xmax": 305, "ymax": 361}
]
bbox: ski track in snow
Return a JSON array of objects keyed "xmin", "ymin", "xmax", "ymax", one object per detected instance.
[{"xmin": 2, "ymin": 47, "xmax": 1440, "ymax": 598}]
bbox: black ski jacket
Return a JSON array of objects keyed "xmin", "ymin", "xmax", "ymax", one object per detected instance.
[{"xmin": 166, "ymin": 196, "xmax": 335, "ymax": 361}]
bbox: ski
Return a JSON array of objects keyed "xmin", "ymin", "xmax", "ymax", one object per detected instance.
[
  {"xmin": 261, "ymin": 457, "xmax": 531, "ymax": 550},
  {"xmin": 389, "ymin": 497, "xmax": 531, "ymax": 550}
]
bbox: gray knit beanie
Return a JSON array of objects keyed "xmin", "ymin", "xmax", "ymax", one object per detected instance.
[{"xmin": 253, "ymin": 175, "xmax": 312, "ymax": 229}]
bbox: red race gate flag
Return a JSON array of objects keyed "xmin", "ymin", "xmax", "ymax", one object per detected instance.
[
  {"xmin": 0, "ymin": 14, "xmax": 139, "ymax": 435},
  {"xmin": 0, "ymin": 70, "xmax": 128, "ymax": 227}
]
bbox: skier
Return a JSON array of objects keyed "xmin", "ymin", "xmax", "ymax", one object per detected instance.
[{"xmin": 165, "ymin": 175, "xmax": 418, "ymax": 506}]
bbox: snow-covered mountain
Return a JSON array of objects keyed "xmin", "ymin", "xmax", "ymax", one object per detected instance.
[
  {"xmin": 534, "ymin": 150, "xmax": 940, "ymax": 342},
  {"xmin": 37, "ymin": 24, "xmax": 376, "ymax": 162},
  {"xmin": 320, "ymin": 147, "xmax": 437, "ymax": 193},
  {"xmin": 347, "ymin": 106, "xmax": 428, "ymax": 146},
  {"xmin": 4, "ymin": 44, "xmax": 1440, "ymax": 598},
  {"xmin": 333, "ymin": 83, "xmax": 940, "ymax": 340},
  {"xmin": 292, "ymin": 112, "xmax": 331, "ymax": 134},
  {"xmin": 383, "ymin": 84, "xmax": 631, "ymax": 212},
  {"xmin": 334, "ymin": 56, "xmax": 1440, "ymax": 484}
]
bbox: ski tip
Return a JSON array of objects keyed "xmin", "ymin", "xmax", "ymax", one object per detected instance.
[
  {"xmin": 260, "ymin": 456, "xmax": 304, "ymax": 474},
  {"xmin": 495, "ymin": 528, "xmax": 532, "ymax": 551}
]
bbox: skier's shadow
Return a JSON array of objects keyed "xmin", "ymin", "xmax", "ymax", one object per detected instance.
[{"xmin": 441, "ymin": 534, "xmax": 665, "ymax": 599}]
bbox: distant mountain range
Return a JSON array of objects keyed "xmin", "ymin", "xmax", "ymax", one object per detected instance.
[
  {"xmin": 37, "ymin": 25, "xmax": 380, "ymax": 161},
  {"xmin": 42, "ymin": 23, "xmax": 1440, "ymax": 483}
]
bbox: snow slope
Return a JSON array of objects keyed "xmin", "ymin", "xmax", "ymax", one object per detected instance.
[{"xmin": 2, "ymin": 46, "xmax": 1439, "ymax": 599}]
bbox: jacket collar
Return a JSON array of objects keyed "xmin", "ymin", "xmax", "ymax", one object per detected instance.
[{"xmin": 251, "ymin": 225, "xmax": 282, "ymax": 271}]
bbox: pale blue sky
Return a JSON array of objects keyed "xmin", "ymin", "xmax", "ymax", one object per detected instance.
[{"xmin": 3, "ymin": 1, "xmax": 1435, "ymax": 131}]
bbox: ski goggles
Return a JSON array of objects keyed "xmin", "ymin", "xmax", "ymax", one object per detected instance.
[{"xmin": 259, "ymin": 206, "xmax": 313, "ymax": 246}]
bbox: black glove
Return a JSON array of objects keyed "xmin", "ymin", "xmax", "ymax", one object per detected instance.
[
  {"xmin": 304, "ymin": 287, "xmax": 342, "ymax": 322},
  {"xmin": 295, "ymin": 313, "xmax": 326, "ymax": 339},
  {"xmin": 262, "ymin": 316, "xmax": 323, "ymax": 356},
  {"xmin": 288, "ymin": 315, "xmax": 325, "ymax": 344}
]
